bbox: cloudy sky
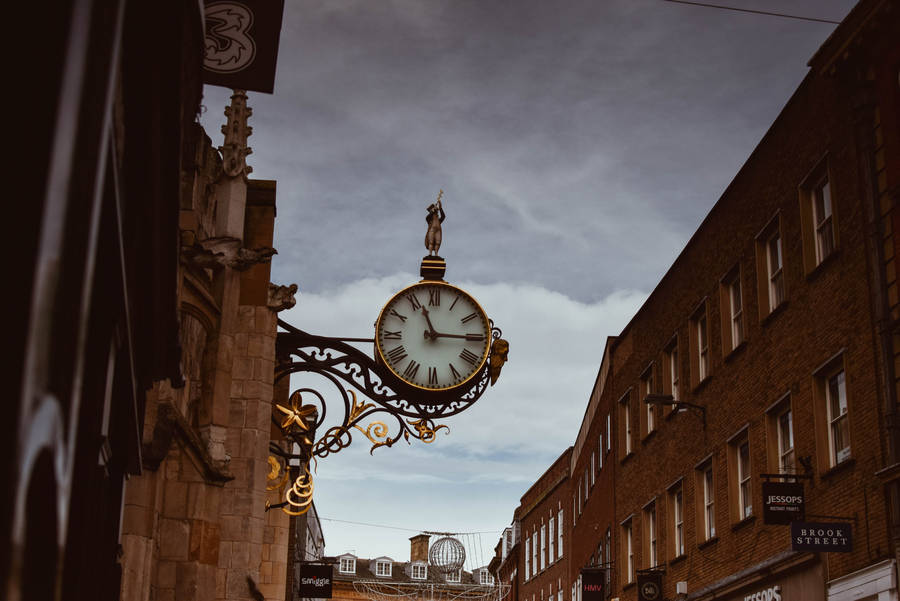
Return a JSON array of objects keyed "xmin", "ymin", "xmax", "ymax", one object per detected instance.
[{"xmin": 201, "ymin": 0, "xmax": 855, "ymax": 566}]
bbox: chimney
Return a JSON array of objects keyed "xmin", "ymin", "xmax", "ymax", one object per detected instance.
[{"xmin": 410, "ymin": 534, "xmax": 430, "ymax": 562}]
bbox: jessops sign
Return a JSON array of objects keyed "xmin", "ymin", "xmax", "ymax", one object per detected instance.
[
  {"xmin": 743, "ymin": 584, "xmax": 781, "ymax": 601},
  {"xmin": 790, "ymin": 522, "xmax": 853, "ymax": 553},
  {"xmin": 762, "ymin": 481, "xmax": 804, "ymax": 525}
]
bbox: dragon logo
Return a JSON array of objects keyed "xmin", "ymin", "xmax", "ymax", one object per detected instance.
[{"xmin": 204, "ymin": 2, "xmax": 256, "ymax": 73}]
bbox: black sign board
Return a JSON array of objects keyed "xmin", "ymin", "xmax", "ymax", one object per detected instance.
[
  {"xmin": 299, "ymin": 563, "xmax": 333, "ymax": 598},
  {"xmin": 762, "ymin": 481, "xmax": 805, "ymax": 525},
  {"xmin": 791, "ymin": 522, "xmax": 852, "ymax": 553},
  {"xmin": 203, "ymin": 0, "xmax": 285, "ymax": 93},
  {"xmin": 637, "ymin": 571, "xmax": 663, "ymax": 601},
  {"xmin": 581, "ymin": 569, "xmax": 605, "ymax": 601}
]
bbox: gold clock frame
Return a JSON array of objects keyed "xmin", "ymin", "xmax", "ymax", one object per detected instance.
[{"xmin": 374, "ymin": 280, "xmax": 491, "ymax": 393}]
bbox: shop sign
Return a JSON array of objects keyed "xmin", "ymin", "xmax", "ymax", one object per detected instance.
[
  {"xmin": 742, "ymin": 584, "xmax": 781, "ymax": 601},
  {"xmin": 762, "ymin": 481, "xmax": 804, "ymax": 525},
  {"xmin": 637, "ymin": 571, "xmax": 663, "ymax": 601},
  {"xmin": 791, "ymin": 522, "xmax": 852, "ymax": 552},
  {"xmin": 299, "ymin": 563, "xmax": 333, "ymax": 598},
  {"xmin": 581, "ymin": 568, "xmax": 605, "ymax": 601},
  {"xmin": 202, "ymin": 0, "xmax": 285, "ymax": 93}
]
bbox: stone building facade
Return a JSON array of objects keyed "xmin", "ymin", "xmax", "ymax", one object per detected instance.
[
  {"xmin": 497, "ymin": 2, "xmax": 900, "ymax": 601},
  {"xmin": 6, "ymin": 2, "xmax": 298, "ymax": 601},
  {"xmin": 118, "ymin": 88, "xmax": 297, "ymax": 601}
]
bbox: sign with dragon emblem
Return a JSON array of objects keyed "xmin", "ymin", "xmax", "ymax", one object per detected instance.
[{"xmin": 202, "ymin": 0, "xmax": 285, "ymax": 93}]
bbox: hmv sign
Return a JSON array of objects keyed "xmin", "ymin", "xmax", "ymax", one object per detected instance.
[{"xmin": 581, "ymin": 569, "xmax": 606, "ymax": 601}]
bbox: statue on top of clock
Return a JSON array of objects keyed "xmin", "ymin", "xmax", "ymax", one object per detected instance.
[{"xmin": 425, "ymin": 190, "xmax": 445, "ymax": 256}]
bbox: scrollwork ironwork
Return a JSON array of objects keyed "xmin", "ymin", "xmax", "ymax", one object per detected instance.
[{"xmin": 267, "ymin": 317, "xmax": 502, "ymax": 515}]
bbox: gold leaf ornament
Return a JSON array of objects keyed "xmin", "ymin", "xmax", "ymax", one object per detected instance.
[{"xmin": 275, "ymin": 390, "xmax": 317, "ymax": 430}]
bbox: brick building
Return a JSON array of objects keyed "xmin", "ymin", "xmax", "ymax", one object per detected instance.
[
  {"xmin": 328, "ymin": 535, "xmax": 500, "ymax": 601},
  {"xmin": 517, "ymin": 449, "xmax": 573, "ymax": 601},
  {"xmin": 501, "ymin": 2, "xmax": 900, "ymax": 601}
]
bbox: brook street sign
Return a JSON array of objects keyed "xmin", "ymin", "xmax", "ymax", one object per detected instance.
[
  {"xmin": 299, "ymin": 563, "xmax": 333, "ymax": 598},
  {"xmin": 791, "ymin": 522, "xmax": 853, "ymax": 553},
  {"xmin": 762, "ymin": 481, "xmax": 805, "ymax": 525}
]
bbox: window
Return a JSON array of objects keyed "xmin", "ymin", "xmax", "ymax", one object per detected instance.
[
  {"xmin": 540, "ymin": 524, "xmax": 547, "ymax": 570},
  {"xmin": 622, "ymin": 519, "xmax": 634, "ymax": 584},
  {"xmin": 606, "ymin": 414, "xmax": 611, "ymax": 452},
  {"xmin": 557, "ymin": 507, "xmax": 564, "ymax": 559},
  {"xmin": 813, "ymin": 355, "xmax": 852, "ymax": 471},
  {"xmin": 665, "ymin": 341, "xmax": 679, "ymax": 404},
  {"xmin": 826, "ymin": 370, "xmax": 850, "ymax": 465},
  {"xmin": 598, "ymin": 436, "xmax": 603, "ymax": 470},
  {"xmin": 558, "ymin": 587, "xmax": 562, "ymax": 601},
  {"xmin": 340, "ymin": 556, "xmax": 356, "ymax": 574},
  {"xmin": 720, "ymin": 269, "xmax": 744, "ymax": 353},
  {"xmin": 411, "ymin": 563, "xmax": 427, "ymax": 580},
  {"xmin": 532, "ymin": 531, "xmax": 538, "ymax": 574},
  {"xmin": 740, "ymin": 442, "xmax": 752, "ymax": 517},
  {"xmin": 446, "ymin": 569, "xmax": 461, "ymax": 583},
  {"xmin": 549, "ymin": 516, "xmax": 555, "ymax": 562},
  {"xmin": 643, "ymin": 502, "xmax": 657, "ymax": 567},
  {"xmin": 605, "ymin": 529, "xmax": 611, "ymax": 594},
  {"xmin": 642, "ymin": 367, "xmax": 656, "ymax": 435},
  {"xmin": 737, "ymin": 441, "xmax": 752, "ymax": 518},
  {"xmin": 814, "ymin": 176, "xmax": 835, "ymax": 262},
  {"xmin": 697, "ymin": 315, "xmax": 708, "ymax": 379},
  {"xmin": 584, "ymin": 468, "xmax": 590, "ymax": 500},
  {"xmin": 619, "ymin": 391, "xmax": 633, "ymax": 456},
  {"xmin": 801, "ymin": 162, "xmax": 838, "ymax": 272},
  {"xmin": 669, "ymin": 485, "xmax": 684, "ymax": 557},
  {"xmin": 376, "ymin": 559, "xmax": 392, "ymax": 577},
  {"xmin": 696, "ymin": 463, "xmax": 716, "ymax": 540},
  {"xmin": 591, "ymin": 452, "xmax": 596, "ymax": 486},
  {"xmin": 525, "ymin": 536, "xmax": 531, "ymax": 580},
  {"xmin": 756, "ymin": 215, "xmax": 786, "ymax": 318},
  {"xmin": 690, "ymin": 303, "xmax": 710, "ymax": 386},
  {"xmin": 480, "ymin": 570, "xmax": 494, "ymax": 585},
  {"xmin": 767, "ymin": 233, "xmax": 784, "ymax": 308},
  {"xmin": 778, "ymin": 408, "xmax": 795, "ymax": 474}
]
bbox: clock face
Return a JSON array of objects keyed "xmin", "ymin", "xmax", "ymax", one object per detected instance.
[{"xmin": 375, "ymin": 281, "xmax": 491, "ymax": 391}]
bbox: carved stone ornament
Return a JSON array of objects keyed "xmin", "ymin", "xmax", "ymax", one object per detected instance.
[
  {"xmin": 182, "ymin": 236, "xmax": 276, "ymax": 271},
  {"xmin": 268, "ymin": 283, "xmax": 298, "ymax": 312},
  {"xmin": 219, "ymin": 89, "xmax": 254, "ymax": 179}
]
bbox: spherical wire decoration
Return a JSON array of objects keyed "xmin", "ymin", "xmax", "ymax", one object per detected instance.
[{"xmin": 429, "ymin": 536, "xmax": 466, "ymax": 574}]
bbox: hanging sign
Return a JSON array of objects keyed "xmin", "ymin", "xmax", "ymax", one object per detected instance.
[
  {"xmin": 762, "ymin": 481, "xmax": 805, "ymax": 525},
  {"xmin": 581, "ymin": 569, "xmax": 605, "ymax": 601},
  {"xmin": 299, "ymin": 563, "xmax": 333, "ymax": 598},
  {"xmin": 203, "ymin": 0, "xmax": 285, "ymax": 93},
  {"xmin": 790, "ymin": 522, "xmax": 852, "ymax": 553},
  {"xmin": 637, "ymin": 571, "xmax": 663, "ymax": 601}
]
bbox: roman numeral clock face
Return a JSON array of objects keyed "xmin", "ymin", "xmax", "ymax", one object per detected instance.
[{"xmin": 375, "ymin": 282, "xmax": 491, "ymax": 391}]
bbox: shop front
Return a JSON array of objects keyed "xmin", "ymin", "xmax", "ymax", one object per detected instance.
[{"xmin": 688, "ymin": 552, "xmax": 824, "ymax": 601}]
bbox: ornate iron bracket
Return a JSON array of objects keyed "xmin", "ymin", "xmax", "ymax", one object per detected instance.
[{"xmin": 273, "ymin": 318, "xmax": 504, "ymax": 459}]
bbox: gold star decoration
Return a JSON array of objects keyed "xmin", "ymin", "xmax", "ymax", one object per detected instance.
[{"xmin": 275, "ymin": 391, "xmax": 317, "ymax": 431}]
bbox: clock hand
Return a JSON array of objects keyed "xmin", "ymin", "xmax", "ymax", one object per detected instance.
[
  {"xmin": 420, "ymin": 306, "xmax": 438, "ymax": 338},
  {"xmin": 430, "ymin": 332, "xmax": 486, "ymax": 341}
]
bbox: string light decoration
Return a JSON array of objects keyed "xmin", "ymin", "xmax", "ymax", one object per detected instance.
[{"xmin": 429, "ymin": 536, "xmax": 467, "ymax": 575}]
